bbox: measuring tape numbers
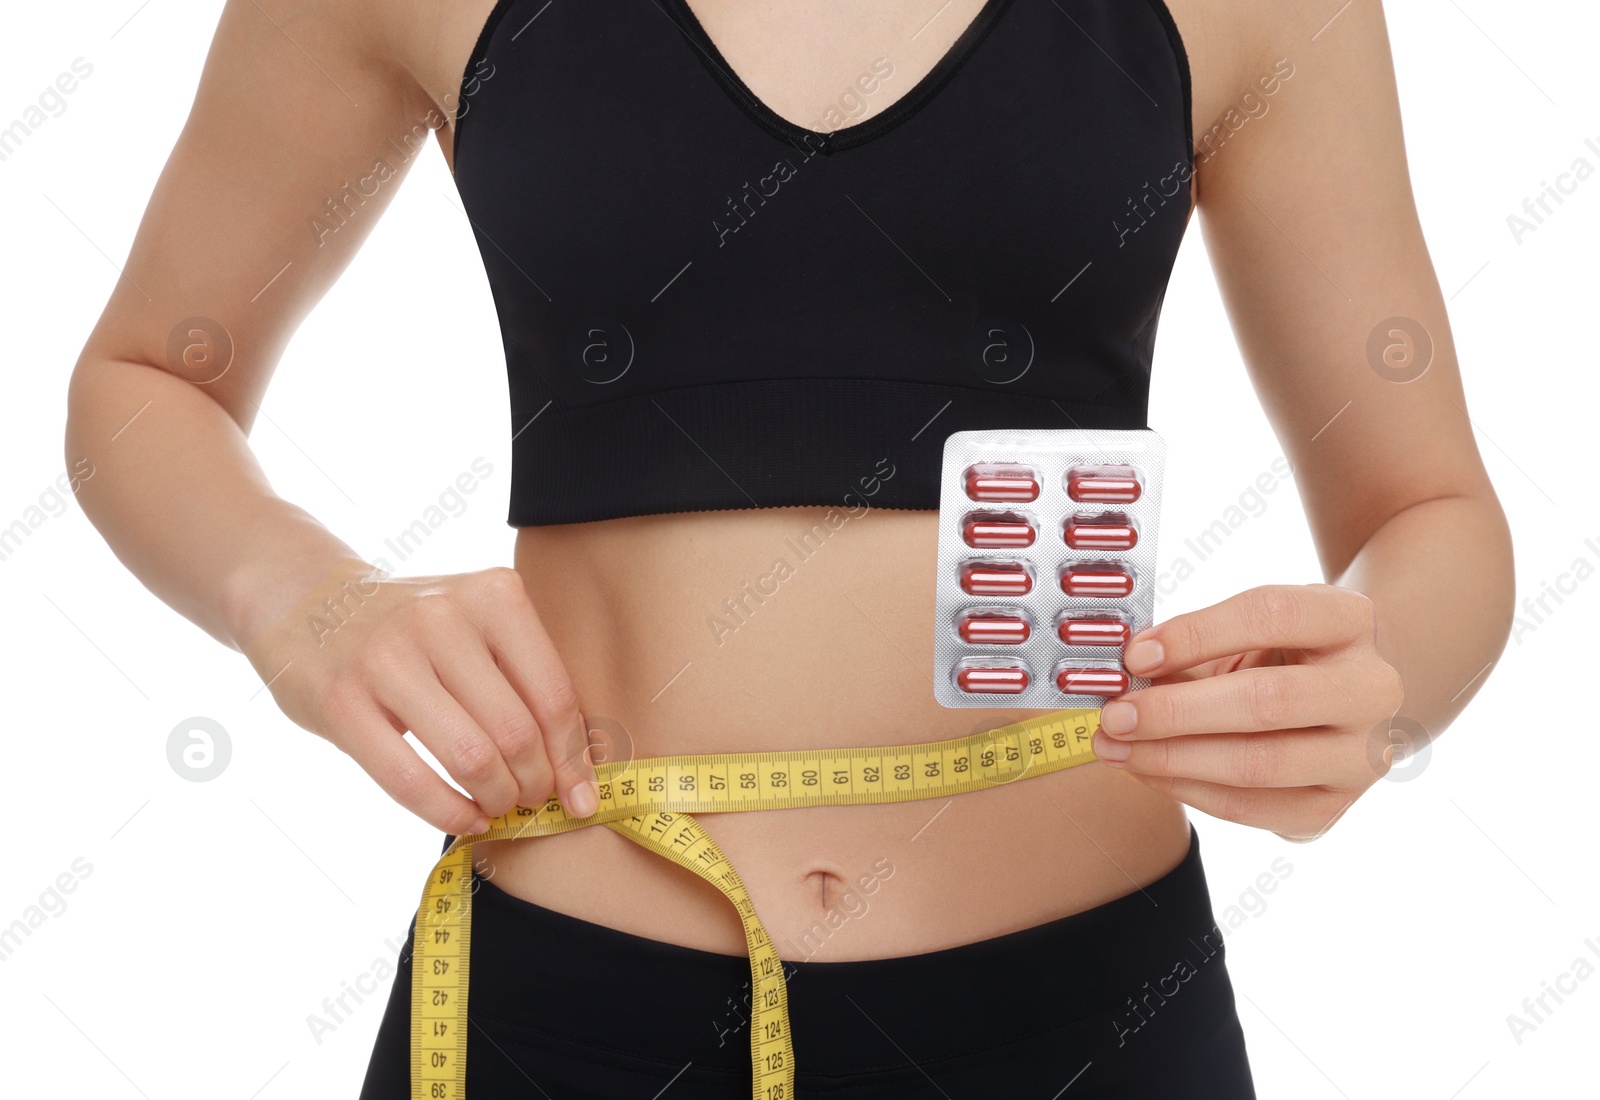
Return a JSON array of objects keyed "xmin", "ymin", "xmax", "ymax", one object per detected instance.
[{"xmin": 410, "ymin": 707, "xmax": 1105, "ymax": 1100}]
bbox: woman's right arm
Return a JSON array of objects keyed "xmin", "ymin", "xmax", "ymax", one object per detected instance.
[{"xmin": 63, "ymin": 0, "xmax": 601, "ymax": 831}]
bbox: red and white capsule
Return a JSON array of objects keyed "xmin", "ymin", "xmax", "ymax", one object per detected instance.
[
  {"xmin": 1055, "ymin": 666, "xmax": 1130, "ymax": 696},
  {"xmin": 963, "ymin": 512, "xmax": 1036, "ymax": 549},
  {"xmin": 1067, "ymin": 465, "xmax": 1143, "ymax": 504},
  {"xmin": 1060, "ymin": 563, "xmax": 1134, "ymax": 598},
  {"xmin": 957, "ymin": 611, "xmax": 1032, "ymax": 645},
  {"xmin": 955, "ymin": 663, "xmax": 1031, "ymax": 694},
  {"xmin": 964, "ymin": 464, "xmax": 1041, "ymax": 503},
  {"xmin": 1063, "ymin": 512, "xmax": 1138, "ymax": 551},
  {"xmin": 960, "ymin": 561, "xmax": 1034, "ymax": 597},
  {"xmin": 1057, "ymin": 615, "xmax": 1132, "ymax": 647}
]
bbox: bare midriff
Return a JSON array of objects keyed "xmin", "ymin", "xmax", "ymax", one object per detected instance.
[{"xmin": 472, "ymin": 506, "xmax": 1192, "ymax": 962}]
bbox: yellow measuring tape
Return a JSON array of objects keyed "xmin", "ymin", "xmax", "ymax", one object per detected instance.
[{"xmin": 410, "ymin": 707, "xmax": 1104, "ymax": 1100}]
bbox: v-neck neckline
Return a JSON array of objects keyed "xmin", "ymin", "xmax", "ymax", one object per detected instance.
[{"xmin": 660, "ymin": 0, "xmax": 1015, "ymax": 154}]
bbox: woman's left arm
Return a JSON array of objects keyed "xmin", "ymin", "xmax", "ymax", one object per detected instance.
[{"xmin": 1090, "ymin": 0, "xmax": 1515, "ymax": 839}]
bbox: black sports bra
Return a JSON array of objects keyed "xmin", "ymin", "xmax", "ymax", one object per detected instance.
[{"xmin": 452, "ymin": 0, "xmax": 1193, "ymax": 526}]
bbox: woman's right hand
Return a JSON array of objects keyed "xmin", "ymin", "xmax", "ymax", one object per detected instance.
[{"xmin": 238, "ymin": 562, "xmax": 600, "ymax": 835}]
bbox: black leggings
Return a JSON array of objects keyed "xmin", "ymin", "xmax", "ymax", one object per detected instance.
[{"xmin": 360, "ymin": 823, "xmax": 1255, "ymax": 1098}]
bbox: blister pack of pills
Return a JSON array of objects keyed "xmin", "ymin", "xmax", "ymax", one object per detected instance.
[{"xmin": 932, "ymin": 428, "xmax": 1166, "ymax": 708}]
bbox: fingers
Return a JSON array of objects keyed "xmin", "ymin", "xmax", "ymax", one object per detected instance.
[
  {"xmin": 365, "ymin": 646, "xmax": 522, "ymax": 819},
  {"xmin": 1099, "ymin": 664, "xmax": 1347, "ymax": 740},
  {"xmin": 423, "ymin": 606, "xmax": 559, "ymax": 814},
  {"xmin": 336, "ymin": 693, "xmax": 493, "ymax": 836},
  {"xmin": 1092, "ymin": 727, "xmax": 1375, "ymax": 789},
  {"xmin": 1126, "ymin": 584, "xmax": 1377, "ymax": 677},
  {"xmin": 445, "ymin": 570, "xmax": 600, "ymax": 818},
  {"xmin": 281, "ymin": 566, "xmax": 603, "ymax": 834}
]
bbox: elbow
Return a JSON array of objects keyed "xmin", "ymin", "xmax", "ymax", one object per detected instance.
[
  {"xmin": 1431, "ymin": 485, "xmax": 1516, "ymax": 671},
  {"xmin": 1468, "ymin": 485, "xmax": 1516, "ymax": 651},
  {"xmin": 1449, "ymin": 485, "xmax": 1516, "ymax": 660},
  {"xmin": 61, "ymin": 362, "xmax": 103, "ymax": 517},
  {"xmin": 62, "ymin": 353, "xmax": 142, "ymax": 519}
]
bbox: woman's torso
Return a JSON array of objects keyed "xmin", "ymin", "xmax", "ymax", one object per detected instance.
[{"xmin": 376, "ymin": 0, "xmax": 1260, "ymax": 960}]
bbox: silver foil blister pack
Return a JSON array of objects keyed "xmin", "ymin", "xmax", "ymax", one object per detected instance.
[{"xmin": 932, "ymin": 428, "xmax": 1166, "ymax": 708}]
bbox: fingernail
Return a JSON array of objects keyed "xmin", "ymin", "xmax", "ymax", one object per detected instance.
[
  {"xmin": 1101, "ymin": 700, "xmax": 1138, "ymax": 736},
  {"xmin": 469, "ymin": 816, "xmax": 491, "ymax": 834},
  {"xmin": 1093, "ymin": 731, "xmax": 1131, "ymax": 763},
  {"xmin": 566, "ymin": 780, "xmax": 598, "ymax": 818},
  {"xmin": 1125, "ymin": 639, "xmax": 1164, "ymax": 674}
]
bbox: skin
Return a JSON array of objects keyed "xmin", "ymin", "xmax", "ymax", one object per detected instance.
[{"xmin": 63, "ymin": 0, "xmax": 1512, "ymax": 963}]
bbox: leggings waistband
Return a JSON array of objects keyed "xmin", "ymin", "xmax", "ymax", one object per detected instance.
[{"xmin": 464, "ymin": 821, "xmax": 1229, "ymax": 1075}]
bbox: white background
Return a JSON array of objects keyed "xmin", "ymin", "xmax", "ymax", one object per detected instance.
[{"xmin": 1, "ymin": 2, "xmax": 1596, "ymax": 1097}]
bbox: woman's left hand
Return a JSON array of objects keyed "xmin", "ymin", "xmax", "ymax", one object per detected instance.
[{"xmin": 1091, "ymin": 583, "xmax": 1406, "ymax": 841}]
